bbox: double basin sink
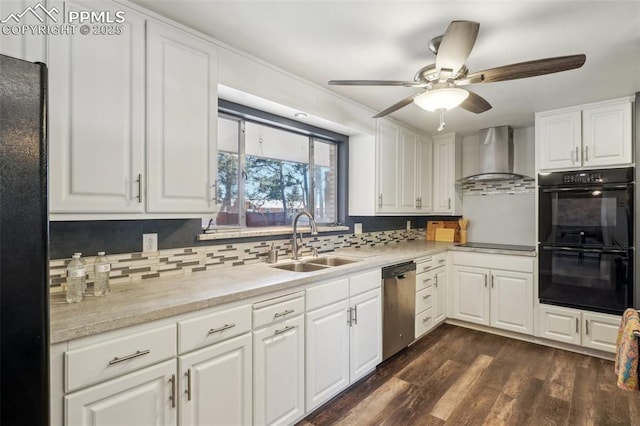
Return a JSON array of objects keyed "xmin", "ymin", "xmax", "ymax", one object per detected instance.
[{"xmin": 270, "ymin": 256, "xmax": 360, "ymax": 272}]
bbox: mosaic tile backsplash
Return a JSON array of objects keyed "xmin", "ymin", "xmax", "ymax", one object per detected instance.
[
  {"xmin": 49, "ymin": 229, "xmax": 425, "ymax": 292},
  {"xmin": 461, "ymin": 177, "xmax": 535, "ymax": 196}
]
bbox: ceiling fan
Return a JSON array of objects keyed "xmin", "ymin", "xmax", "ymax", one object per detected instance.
[{"xmin": 328, "ymin": 20, "xmax": 586, "ymax": 130}]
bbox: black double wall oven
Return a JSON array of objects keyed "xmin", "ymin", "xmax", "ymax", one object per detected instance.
[{"xmin": 538, "ymin": 167, "xmax": 634, "ymax": 315}]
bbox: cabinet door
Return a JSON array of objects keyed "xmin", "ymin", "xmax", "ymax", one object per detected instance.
[
  {"xmin": 537, "ymin": 305, "xmax": 581, "ymax": 345},
  {"xmin": 582, "ymin": 311, "xmax": 620, "ymax": 353},
  {"xmin": 147, "ymin": 21, "xmax": 218, "ymax": 213},
  {"xmin": 305, "ymin": 300, "xmax": 350, "ymax": 412},
  {"xmin": 432, "ymin": 137, "xmax": 454, "ymax": 213},
  {"xmin": 452, "ymin": 266, "xmax": 489, "ymax": 325},
  {"xmin": 416, "ymin": 136, "xmax": 433, "ymax": 212},
  {"xmin": 65, "ymin": 360, "xmax": 176, "ymax": 426},
  {"xmin": 398, "ymin": 129, "xmax": 418, "ymax": 212},
  {"xmin": 490, "ymin": 270, "xmax": 533, "ymax": 335},
  {"xmin": 433, "ymin": 267, "xmax": 447, "ymax": 325},
  {"xmin": 179, "ymin": 333, "xmax": 252, "ymax": 426},
  {"xmin": 253, "ymin": 315, "xmax": 305, "ymax": 426},
  {"xmin": 536, "ymin": 110, "xmax": 581, "ymax": 171},
  {"xmin": 350, "ymin": 288, "xmax": 382, "ymax": 383},
  {"xmin": 48, "ymin": 0, "xmax": 145, "ymax": 213},
  {"xmin": 375, "ymin": 119, "xmax": 399, "ymax": 213},
  {"xmin": 0, "ymin": 0, "xmax": 45, "ymax": 62},
  {"xmin": 582, "ymin": 101, "xmax": 632, "ymax": 167}
]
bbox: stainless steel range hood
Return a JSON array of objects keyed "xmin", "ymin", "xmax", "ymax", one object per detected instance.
[{"xmin": 462, "ymin": 126, "xmax": 526, "ymax": 182}]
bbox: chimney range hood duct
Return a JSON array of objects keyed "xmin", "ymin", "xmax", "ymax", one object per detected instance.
[{"xmin": 462, "ymin": 126, "xmax": 526, "ymax": 182}]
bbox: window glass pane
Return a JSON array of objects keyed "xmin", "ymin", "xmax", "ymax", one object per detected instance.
[
  {"xmin": 314, "ymin": 140, "xmax": 337, "ymax": 223},
  {"xmin": 245, "ymin": 122, "xmax": 309, "ymax": 227},
  {"xmin": 213, "ymin": 116, "xmax": 240, "ymax": 227}
]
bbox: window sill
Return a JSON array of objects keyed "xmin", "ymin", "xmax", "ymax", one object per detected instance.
[{"xmin": 197, "ymin": 225, "xmax": 350, "ymax": 241}]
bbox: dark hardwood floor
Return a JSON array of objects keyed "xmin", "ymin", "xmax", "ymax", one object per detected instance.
[{"xmin": 299, "ymin": 324, "xmax": 640, "ymax": 426}]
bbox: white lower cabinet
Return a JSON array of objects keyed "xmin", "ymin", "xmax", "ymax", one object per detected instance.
[
  {"xmin": 451, "ymin": 252, "xmax": 534, "ymax": 335},
  {"xmin": 253, "ymin": 292, "xmax": 306, "ymax": 426},
  {"xmin": 305, "ymin": 299, "xmax": 350, "ymax": 411},
  {"xmin": 415, "ymin": 253, "xmax": 447, "ymax": 339},
  {"xmin": 65, "ymin": 360, "xmax": 177, "ymax": 426},
  {"xmin": 349, "ymin": 287, "xmax": 382, "ymax": 382},
  {"xmin": 537, "ymin": 304, "xmax": 620, "ymax": 353},
  {"xmin": 179, "ymin": 333, "xmax": 252, "ymax": 426},
  {"xmin": 305, "ymin": 269, "xmax": 382, "ymax": 412}
]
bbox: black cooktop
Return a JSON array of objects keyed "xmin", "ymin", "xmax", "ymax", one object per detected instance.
[{"xmin": 455, "ymin": 242, "xmax": 536, "ymax": 251}]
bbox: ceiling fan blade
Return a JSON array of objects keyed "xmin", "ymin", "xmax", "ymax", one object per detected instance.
[
  {"xmin": 436, "ymin": 20, "xmax": 480, "ymax": 75},
  {"xmin": 462, "ymin": 54, "xmax": 586, "ymax": 84},
  {"xmin": 328, "ymin": 79, "xmax": 422, "ymax": 87},
  {"xmin": 372, "ymin": 94, "xmax": 419, "ymax": 118},
  {"xmin": 459, "ymin": 90, "xmax": 492, "ymax": 114}
]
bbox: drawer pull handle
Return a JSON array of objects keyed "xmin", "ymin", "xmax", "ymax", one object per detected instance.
[
  {"xmin": 185, "ymin": 369, "xmax": 192, "ymax": 401},
  {"xmin": 170, "ymin": 374, "xmax": 176, "ymax": 408},
  {"xmin": 438, "ymin": 259, "xmax": 446, "ymax": 264},
  {"xmin": 422, "ymin": 294, "xmax": 431, "ymax": 300},
  {"xmin": 423, "ymin": 278, "xmax": 431, "ymax": 283},
  {"xmin": 422, "ymin": 316, "xmax": 431, "ymax": 323},
  {"xmin": 274, "ymin": 309, "xmax": 294, "ymax": 318},
  {"xmin": 275, "ymin": 325, "xmax": 296, "ymax": 335},
  {"xmin": 208, "ymin": 323, "xmax": 236, "ymax": 335},
  {"xmin": 108, "ymin": 349, "xmax": 150, "ymax": 365}
]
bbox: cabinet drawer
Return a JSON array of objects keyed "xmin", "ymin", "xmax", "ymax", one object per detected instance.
[
  {"xmin": 65, "ymin": 324, "xmax": 176, "ymax": 392},
  {"xmin": 415, "ymin": 308, "xmax": 434, "ymax": 339},
  {"xmin": 416, "ymin": 257, "xmax": 433, "ymax": 274},
  {"xmin": 253, "ymin": 291, "xmax": 305, "ymax": 328},
  {"xmin": 349, "ymin": 269, "xmax": 381, "ymax": 296},
  {"xmin": 416, "ymin": 252, "xmax": 446, "ymax": 274},
  {"xmin": 178, "ymin": 304, "xmax": 251, "ymax": 354},
  {"xmin": 416, "ymin": 270, "xmax": 435, "ymax": 292},
  {"xmin": 415, "ymin": 287, "xmax": 433, "ymax": 314},
  {"xmin": 306, "ymin": 278, "xmax": 349, "ymax": 311}
]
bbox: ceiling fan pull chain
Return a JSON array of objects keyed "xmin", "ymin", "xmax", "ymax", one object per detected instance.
[{"xmin": 437, "ymin": 109, "xmax": 446, "ymax": 132}]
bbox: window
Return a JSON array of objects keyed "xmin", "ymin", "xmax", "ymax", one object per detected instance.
[{"xmin": 205, "ymin": 109, "xmax": 340, "ymax": 231}]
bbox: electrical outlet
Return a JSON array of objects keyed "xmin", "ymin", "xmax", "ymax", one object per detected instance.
[
  {"xmin": 354, "ymin": 223, "xmax": 362, "ymax": 235},
  {"xmin": 143, "ymin": 233, "xmax": 158, "ymax": 252},
  {"xmin": 406, "ymin": 220, "xmax": 411, "ymax": 230}
]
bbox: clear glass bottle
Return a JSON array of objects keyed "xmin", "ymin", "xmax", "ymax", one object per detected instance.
[
  {"xmin": 66, "ymin": 253, "xmax": 85, "ymax": 303},
  {"xmin": 74, "ymin": 252, "xmax": 87, "ymax": 294},
  {"xmin": 93, "ymin": 252, "xmax": 111, "ymax": 296}
]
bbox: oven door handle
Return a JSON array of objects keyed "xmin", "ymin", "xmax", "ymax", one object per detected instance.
[
  {"xmin": 541, "ymin": 184, "xmax": 631, "ymax": 193},
  {"xmin": 540, "ymin": 245, "xmax": 629, "ymax": 255}
]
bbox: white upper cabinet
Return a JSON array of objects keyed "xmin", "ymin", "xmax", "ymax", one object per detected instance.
[
  {"xmin": 536, "ymin": 97, "xmax": 633, "ymax": 171},
  {"xmin": 352, "ymin": 118, "xmax": 436, "ymax": 216},
  {"xmin": 416, "ymin": 135, "xmax": 433, "ymax": 212},
  {"xmin": 0, "ymin": 0, "xmax": 46, "ymax": 62},
  {"xmin": 432, "ymin": 133, "xmax": 462, "ymax": 215},
  {"xmin": 375, "ymin": 119, "xmax": 400, "ymax": 213},
  {"xmin": 536, "ymin": 110, "xmax": 582, "ymax": 170},
  {"xmin": 582, "ymin": 100, "xmax": 632, "ymax": 167},
  {"xmin": 48, "ymin": 0, "xmax": 145, "ymax": 213},
  {"xmin": 146, "ymin": 21, "xmax": 219, "ymax": 213}
]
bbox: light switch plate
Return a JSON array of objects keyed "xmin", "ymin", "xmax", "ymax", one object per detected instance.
[{"xmin": 143, "ymin": 233, "xmax": 158, "ymax": 252}]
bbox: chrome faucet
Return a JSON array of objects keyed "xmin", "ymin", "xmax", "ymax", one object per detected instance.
[{"xmin": 291, "ymin": 211, "xmax": 318, "ymax": 260}]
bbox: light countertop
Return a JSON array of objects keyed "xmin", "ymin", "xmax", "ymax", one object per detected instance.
[{"xmin": 50, "ymin": 240, "xmax": 536, "ymax": 344}]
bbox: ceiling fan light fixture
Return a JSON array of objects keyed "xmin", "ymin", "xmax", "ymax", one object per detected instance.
[{"xmin": 414, "ymin": 87, "xmax": 469, "ymax": 111}]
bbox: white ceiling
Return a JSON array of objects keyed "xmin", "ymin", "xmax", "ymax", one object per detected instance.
[{"xmin": 131, "ymin": 0, "xmax": 640, "ymax": 136}]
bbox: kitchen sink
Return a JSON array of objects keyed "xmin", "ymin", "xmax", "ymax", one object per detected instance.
[
  {"xmin": 270, "ymin": 262, "xmax": 329, "ymax": 272},
  {"xmin": 305, "ymin": 256, "xmax": 360, "ymax": 267}
]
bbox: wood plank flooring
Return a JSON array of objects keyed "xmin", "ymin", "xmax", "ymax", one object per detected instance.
[{"xmin": 299, "ymin": 324, "xmax": 640, "ymax": 426}]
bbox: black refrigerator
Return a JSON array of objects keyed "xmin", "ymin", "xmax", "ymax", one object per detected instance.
[{"xmin": 0, "ymin": 54, "xmax": 49, "ymax": 425}]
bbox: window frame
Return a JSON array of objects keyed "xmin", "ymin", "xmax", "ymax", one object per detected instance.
[{"xmin": 208, "ymin": 100, "xmax": 347, "ymax": 232}]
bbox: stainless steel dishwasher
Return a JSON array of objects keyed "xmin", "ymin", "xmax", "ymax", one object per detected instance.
[{"xmin": 382, "ymin": 261, "xmax": 416, "ymax": 360}]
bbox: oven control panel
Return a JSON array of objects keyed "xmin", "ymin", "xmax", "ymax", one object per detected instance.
[{"xmin": 562, "ymin": 172, "xmax": 603, "ymax": 184}]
